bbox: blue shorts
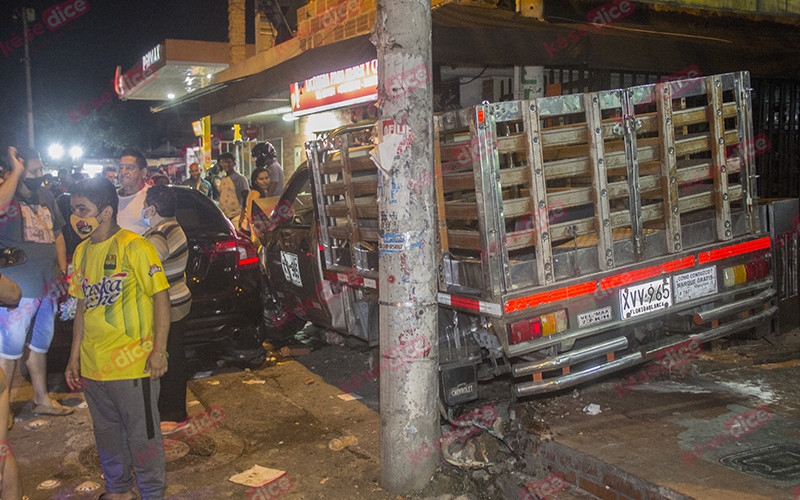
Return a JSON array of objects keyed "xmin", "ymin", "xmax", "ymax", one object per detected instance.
[{"xmin": 0, "ymin": 296, "xmax": 56, "ymax": 359}]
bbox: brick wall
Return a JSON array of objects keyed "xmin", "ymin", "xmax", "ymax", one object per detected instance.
[{"xmin": 295, "ymin": 0, "xmax": 376, "ymax": 51}]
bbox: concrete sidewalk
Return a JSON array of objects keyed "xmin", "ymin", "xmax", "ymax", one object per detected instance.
[
  {"xmin": 9, "ymin": 357, "xmax": 392, "ymax": 499},
  {"xmin": 520, "ymin": 334, "xmax": 800, "ymax": 500}
]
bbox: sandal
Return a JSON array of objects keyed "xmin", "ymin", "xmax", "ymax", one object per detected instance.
[{"xmin": 33, "ymin": 400, "xmax": 74, "ymax": 416}]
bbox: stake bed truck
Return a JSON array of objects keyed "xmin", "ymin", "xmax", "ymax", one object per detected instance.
[{"xmin": 260, "ymin": 71, "xmax": 797, "ymax": 405}]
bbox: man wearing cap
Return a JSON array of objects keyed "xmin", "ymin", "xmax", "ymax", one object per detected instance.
[{"xmin": 251, "ymin": 142, "xmax": 284, "ymax": 197}]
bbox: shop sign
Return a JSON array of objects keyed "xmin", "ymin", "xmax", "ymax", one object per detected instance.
[
  {"xmin": 142, "ymin": 44, "xmax": 163, "ymax": 72},
  {"xmin": 289, "ymin": 59, "xmax": 378, "ymax": 117}
]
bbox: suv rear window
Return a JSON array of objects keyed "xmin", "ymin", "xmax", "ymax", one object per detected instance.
[{"xmin": 174, "ymin": 188, "xmax": 231, "ymax": 236}]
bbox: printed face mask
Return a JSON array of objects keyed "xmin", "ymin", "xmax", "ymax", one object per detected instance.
[{"xmin": 71, "ymin": 214, "xmax": 98, "ymax": 239}]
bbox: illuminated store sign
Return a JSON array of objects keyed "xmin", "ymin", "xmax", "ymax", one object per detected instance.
[{"xmin": 290, "ymin": 59, "xmax": 378, "ymax": 116}]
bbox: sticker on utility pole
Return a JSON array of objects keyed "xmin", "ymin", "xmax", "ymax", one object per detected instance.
[
  {"xmin": 379, "ymin": 233, "xmax": 405, "ymax": 253},
  {"xmin": 280, "ymin": 251, "xmax": 303, "ymax": 287}
]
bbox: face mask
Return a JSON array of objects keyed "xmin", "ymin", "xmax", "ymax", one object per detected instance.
[
  {"xmin": 71, "ymin": 214, "xmax": 98, "ymax": 239},
  {"xmin": 23, "ymin": 176, "xmax": 44, "ymax": 192},
  {"xmin": 142, "ymin": 207, "xmax": 153, "ymax": 227}
]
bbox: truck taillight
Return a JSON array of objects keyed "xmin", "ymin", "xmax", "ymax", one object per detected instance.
[
  {"xmin": 509, "ymin": 309, "xmax": 567, "ymax": 345},
  {"xmin": 723, "ymin": 259, "xmax": 769, "ymax": 288},
  {"xmin": 510, "ymin": 318, "xmax": 541, "ymax": 344}
]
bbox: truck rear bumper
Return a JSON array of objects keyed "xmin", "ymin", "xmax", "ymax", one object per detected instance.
[{"xmin": 512, "ymin": 304, "xmax": 777, "ymax": 398}]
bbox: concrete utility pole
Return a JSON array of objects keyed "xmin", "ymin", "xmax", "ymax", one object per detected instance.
[
  {"xmin": 372, "ymin": 0, "xmax": 438, "ymax": 494},
  {"xmin": 22, "ymin": 8, "xmax": 35, "ymax": 148}
]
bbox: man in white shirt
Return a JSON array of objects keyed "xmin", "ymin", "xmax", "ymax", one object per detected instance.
[
  {"xmin": 217, "ymin": 153, "xmax": 249, "ymax": 224},
  {"xmin": 116, "ymin": 149, "xmax": 150, "ymax": 235}
]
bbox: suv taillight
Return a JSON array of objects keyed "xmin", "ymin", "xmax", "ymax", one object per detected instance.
[{"xmin": 214, "ymin": 239, "xmax": 259, "ymax": 268}]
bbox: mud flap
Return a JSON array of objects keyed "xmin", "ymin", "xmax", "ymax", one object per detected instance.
[{"xmin": 440, "ymin": 363, "xmax": 478, "ymax": 406}]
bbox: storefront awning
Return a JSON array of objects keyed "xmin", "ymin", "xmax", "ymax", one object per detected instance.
[{"xmin": 153, "ymin": 3, "xmax": 800, "ymax": 117}]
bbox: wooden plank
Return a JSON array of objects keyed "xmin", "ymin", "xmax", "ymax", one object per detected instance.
[
  {"xmin": 496, "ymin": 134, "xmax": 527, "ymax": 155},
  {"xmin": 707, "ymin": 75, "xmax": 733, "ymax": 241},
  {"xmin": 542, "ymin": 129, "xmax": 740, "ymax": 181},
  {"xmin": 523, "ymin": 100, "xmax": 554, "ymax": 285},
  {"xmin": 320, "ymin": 148, "xmax": 374, "ymax": 174},
  {"xmin": 446, "ymin": 229, "xmax": 480, "ymax": 250},
  {"xmin": 434, "ymin": 127, "xmax": 450, "ymax": 260},
  {"xmin": 325, "ymin": 200, "xmax": 379, "ymax": 219},
  {"xmin": 321, "ymin": 177, "xmax": 379, "ymax": 196},
  {"xmin": 533, "ymin": 102, "xmax": 737, "ymax": 151},
  {"xmin": 656, "ymin": 81, "xmax": 682, "ymax": 253},
  {"xmin": 584, "ymin": 92, "xmax": 615, "ymax": 269}
]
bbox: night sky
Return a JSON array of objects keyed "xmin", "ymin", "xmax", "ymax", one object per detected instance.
[{"xmin": 0, "ymin": 0, "xmax": 253, "ymax": 159}]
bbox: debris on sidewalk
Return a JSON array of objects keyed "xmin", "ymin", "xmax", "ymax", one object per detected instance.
[
  {"xmin": 228, "ymin": 465, "xmax": 285, "ymax": 487},
  {"xmin": 37, "ymin": 479, "xmax": 60, "ymax": 490},
  {"xmin": 242, "ymin": 379, "xmax": 266, "ymax": 385},
  {"xmin": 303, "ymin": 377, "xmax": 315, "ymax": 385},
  {"xmin": 24, "ymin": 419, "xmax": 50, "ymax": 431},
  {"xmin": 280, "ymin": 346, "xmax": 311, "ymax": 357},
  {"xmin": 338, "ymin": 393, "xmax": 362, "ymax": 401},
  {"xmin": 582, "ymin": 403, "xmax": 601, "ymax": 415},
  {"xmin": 74, "ymin": 481, "xmax": 100, "ymax": 493},
  {"xmin": 328, "ymin": 436, "xmax": 358, "ymax": 451}
]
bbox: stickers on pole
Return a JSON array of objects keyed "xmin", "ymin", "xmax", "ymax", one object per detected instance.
[{"xmin": 379, "ymin": 233, "xmax": 405, "ymax": 253}]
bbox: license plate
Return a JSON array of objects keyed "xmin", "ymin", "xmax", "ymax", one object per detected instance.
[
  {"xmin": 280, "ymin": 251, "xmax": 302, "ymax": 287},
  {"xmin": 673, "ymin": 266, "xmax": 717, "ymax": 303},
  {"xmin": 619, "ymin": 277, "xmax": 672, "ymax": 320},
  {"xmin": 577, "ymin": 306, "xmax": 613, "ymax": 328}
]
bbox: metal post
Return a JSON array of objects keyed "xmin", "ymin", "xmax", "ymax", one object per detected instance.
[
  {"xmin": 373, "ymin": 0, "xmax": 438, "ymax": 494},
  {"xmin": 22, "ymin": 7, "xmax": 35, "ymax": 148}
]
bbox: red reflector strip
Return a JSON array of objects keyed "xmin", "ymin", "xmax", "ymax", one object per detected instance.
[
  {"xmin": 600, "ymin": 256, "xmax": 695, "ymax": 290},
  {"xmin": 437, "ymin": 293, "xmax": 502, "ymax": 316},
  {"xmin": 504, "ymin": 281, "xmax": 596, "ymax": 314},
  {"xmin": 239, "ymin": 257, "xmax": 259, "ymax": 266},
  {"xmin": 697, "ymin": 237, "xmax": 771, "ymax": 264},
  {"xmin": 477, "ymin": 109, "xmax": 485, "ymax": 124}
]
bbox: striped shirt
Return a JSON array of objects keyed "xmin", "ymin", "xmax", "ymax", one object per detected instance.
[{"xmin": 143, "ymin": 218, "xmax": 192, "ymax": 322}]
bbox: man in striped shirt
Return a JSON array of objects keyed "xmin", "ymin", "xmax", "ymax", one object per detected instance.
[{"xmin": 142, "ymin": 185, "xmax": 192, "ymax": 426}]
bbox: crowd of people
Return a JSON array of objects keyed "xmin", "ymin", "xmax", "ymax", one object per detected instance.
[{"xmin": 0, "ymin": 142, "xmax": 284, "ymax": 499}]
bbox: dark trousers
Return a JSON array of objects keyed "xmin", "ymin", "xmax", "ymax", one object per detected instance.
[{"xmin": 157, "ymin": 318, "xmax": 187, "ymax": 422}]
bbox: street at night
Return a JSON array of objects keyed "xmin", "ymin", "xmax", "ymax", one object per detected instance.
[{"xmin": 1, "ymin": 0, "xmax": 800, "ymax": 499}]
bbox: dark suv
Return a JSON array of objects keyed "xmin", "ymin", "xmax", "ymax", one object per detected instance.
[{"xmin": 50, "ymin": 186, "xmax": 266, "ymax": 369}]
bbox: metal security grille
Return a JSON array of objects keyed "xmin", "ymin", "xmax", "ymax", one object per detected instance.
[{"xmin": 752, "ymin": 78, "xmax": 800, "ymax": 199}]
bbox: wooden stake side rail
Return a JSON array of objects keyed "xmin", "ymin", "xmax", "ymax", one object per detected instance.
[
  {"xmin": 707, "ymin": 75, "xmax": 733, "ymax": 241},
  {"xmin": 436, "ymin": 101, "xmax": 739, "ymax": 164},
  {"xmin": 310, "ymin": 73, "xmax": 754, "ymax": 292},
  {"xmin": 501, "ymin": 186, "xmax": 744, "ymax": 252},
  {"xmin": 657, "ymin": 81, "xmax": 682, "ymax": 253}
]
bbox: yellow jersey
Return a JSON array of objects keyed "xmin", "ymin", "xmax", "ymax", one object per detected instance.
[{"xmin": 69, "ymin": 229, "xmax": 169, "ymax": 381}]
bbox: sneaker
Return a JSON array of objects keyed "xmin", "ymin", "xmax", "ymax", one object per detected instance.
[{"xmin": 160, "ymin": 420, "xmax": 191, "ymax": 435}]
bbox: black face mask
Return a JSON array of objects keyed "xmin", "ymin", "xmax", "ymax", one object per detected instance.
[{"xmin": 23, "ymin": 176, "xmax": 43, "ymax": 192}]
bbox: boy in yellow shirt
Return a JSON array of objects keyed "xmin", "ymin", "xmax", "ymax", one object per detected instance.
[{"xmin": 65, "ymin": 178, "xmax": 171, "ymax": 500}]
